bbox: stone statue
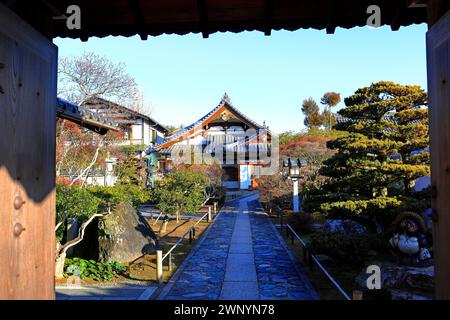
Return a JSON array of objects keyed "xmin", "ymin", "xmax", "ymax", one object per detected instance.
[
  {"xmin": 144, "ymin": 152, "xmax": 159, "ymax": 189},
  {"xmin": 388, "ymin": 211, "xmax": 432, "ymax": 267}
]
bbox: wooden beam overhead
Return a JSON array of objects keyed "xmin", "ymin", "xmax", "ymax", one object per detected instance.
[
  {"xmin": 197, "ymin": 0, "xmax": 209, "ymax": 38},
  {"xmin": 129, "ymin": 0, "xmax": 147, "ymax": 40},
  {"xmin": 264, "ymin": 0, "xmax": 274, "ymax": 36},
  {"xmin": 390, "ymin": 3, "xmax": 408, "ymax": 32},
  {"xmin": 5, "ymin": 0, "xmax": 429, "ymax": 39},
  {"xmin": 326, "ymin": 0, "xmax": 336, "ymax": 34},
  {"xmin": 326, "ymin": 21, "xmax": 336, "ymax": 34}
]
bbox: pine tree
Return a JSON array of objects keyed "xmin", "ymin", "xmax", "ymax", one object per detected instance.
[
  {"xmin": 304, "ymin": 81, "xmax": 430, "ymax": 229},
  {"xmin": 320, "ymin": 92, "xmax": 341, "ymax": 130},
  {"xmin": 301, "ymin": 97, "xmax": 324, "ymax": 129}
]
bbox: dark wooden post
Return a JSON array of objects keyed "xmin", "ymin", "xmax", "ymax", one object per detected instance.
[
  {"xmin": 0, "ymin": 4, "xmax": 57, "ymax": 300},
  {"xmin": 426, "ymin": 4, "xmax": 450, "ymax": 300}
]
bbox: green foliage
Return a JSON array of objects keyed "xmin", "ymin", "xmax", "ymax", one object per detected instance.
[
  {"xmin": 56, "ymin": 184, "xmax": 150, "ymax": 237},
  {"xmin": 308, "ymin": 232, "xmax": 381, "ymax": 264},
  {"xmin": 89, "ymin": 184, "xmax": 150, "ymax": 208},
  {"xmin": 306, "ymin": 128, "xmax": 348, "ymax": 139},
  {"xmin": 64, "ymin": 257, "xmax": 127, "ymax": 281},
  {"xmin": 304, "ymin": 81, "xmax": 430, "ymax": 229},
  {"xmin": 278, "ymin": 131, "xmax": 302, "ymax": 145},
  {"xmin": 321, "ymin": 108, "xmax": 337, "ymax": 131},
  {"xmin": 154, "ymin": 171, "xmax": 209, "ymax": 218},
  {"xmin": 114, "ymin": 155, "xmax": 146, "ymax": 187},
  {"xmin": 165, "ymin": 124, "xmax": 184, "ymax": 134},
  {"xmin": 56, "ymin": 184, "xmax": 102, "ymax": 223},
  {"xmin": 320, "ymin": 197, "xmax": 403, "ymax": 219},
  {"xmin": 118, "ymin": 144, "xmax": 147, "ymax": 154}
]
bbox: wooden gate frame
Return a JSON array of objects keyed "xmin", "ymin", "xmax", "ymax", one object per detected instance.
[{"xmin": 0, "ymin": 4, "xmax": 57, "ymax": 300}]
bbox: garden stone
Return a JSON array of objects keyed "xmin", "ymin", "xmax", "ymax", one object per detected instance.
[
  {"xmin": 404, "ymin": 268, "xmax": 434, "ymax": 291},
  {"xmin": 98, "ymin": 202, "xmax": 157, "ymax": 263},
  {"xmin": 355, "ymin": 262, "xmax": 434, "ymax": 298}
]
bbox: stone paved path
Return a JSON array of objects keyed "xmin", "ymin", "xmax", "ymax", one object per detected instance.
[
  {"xmin": 158, "ymin": 192, "xmax": 318, "ymax": 300},
  {"xmin": 56, "ymin": 285, "xmax": 157, "ymax": 300}
]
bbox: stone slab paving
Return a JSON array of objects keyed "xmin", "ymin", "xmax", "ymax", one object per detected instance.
[
  {"xmin": 248, "ymin": 198, "xmax": 319, "ymax": 300},
  {"xmin": 56, "ymin": 285, "xmax": 157, "ymax": 300},
  {"xmin": 158, "ymin": 193, "xmax": 318, "ymax": 300},
  {"xmin": 220, "ymin": 199, "xmax": 259, "ymax": 300},
  {"xmin": 158, "ymin": 202, "xmax": 237, "ymax": 300}
]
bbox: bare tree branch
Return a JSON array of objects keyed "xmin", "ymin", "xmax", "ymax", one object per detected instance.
[{"xmin": 70, "ymin": 137, "xmax": 104, "ymax": 186}]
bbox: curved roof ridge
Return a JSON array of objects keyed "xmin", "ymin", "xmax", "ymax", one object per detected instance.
[{"xmin": 149, "ymin": 96, "xmax": 268, "ymax": 153}]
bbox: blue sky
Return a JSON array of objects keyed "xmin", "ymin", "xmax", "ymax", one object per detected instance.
[{"xmin": 54, "ymin": 24, "xmax": 427, "ymax": 134}]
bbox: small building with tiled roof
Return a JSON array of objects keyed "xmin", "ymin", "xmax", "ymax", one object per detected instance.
[
  {"xmin": 83, "ymin": 96, "xmax": 168, "ymax": 148},
  {"xmin": 150, "ymin": 94, "xmax": 273, "ymax": 190}
]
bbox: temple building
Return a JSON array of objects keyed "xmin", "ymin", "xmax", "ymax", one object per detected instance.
[{"xmin": 149, "ymin": 94, "xmax": 274, "ymax": 190}]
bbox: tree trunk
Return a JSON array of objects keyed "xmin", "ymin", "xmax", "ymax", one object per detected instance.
[
  {"xmin": 71, "ymin": 137, "xmax": 103, "ymax": 186},
  {"xmin": 55, "ymin": 212, "xmax": 106, "ymax": 278},
  {"xmin": 55, "ymin": 251, "xmax": 66, "ymax": 279}
]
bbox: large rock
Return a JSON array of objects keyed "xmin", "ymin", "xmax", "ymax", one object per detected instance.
[
  {"xmin": 404, "ymin": 268, "xmax": 434, "ymax": 291},
  {"xmin": 320, "ymin": 219, "xmax": 368, "ymax": 235},
  {"xmin": 98, "ymin": 202, "xmax": 157, "ymax": 263},
  {"xmin": 355, "ymin": 262, "xmax": 434, "ymax": 299}
]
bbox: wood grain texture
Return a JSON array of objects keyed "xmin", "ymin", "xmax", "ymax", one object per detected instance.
[
  {"xmin": 426, "ymin": 9, "xmax": 450, "ymax": 300},
  {"xmin": 0, "ymin": 3, "xmax": 57, "ymax": 299}
]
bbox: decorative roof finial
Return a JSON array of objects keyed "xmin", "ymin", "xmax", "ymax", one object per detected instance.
[{"xmin": 222, "ymin": 92, "xmax": 231, "ymax": 104}]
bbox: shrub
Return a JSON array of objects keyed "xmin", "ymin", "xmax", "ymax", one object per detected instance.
[
  {"xmin": 155, "ymin": 171, "xmax": 209, "ymax": 222},
  {"xmin": 56, "ymin": 184, "xmax": 150, "ymax": 241},
  {"xmin": 89, "ymin": 184, "xmax": 150, "ymax": 208},
  {"xmin": 307, "ymin": 232, "xmax": 381, "ymax": 265},
  {"xmin": 287, "ymin": 213, "xmax": 313, "ymax": 234},
  {"xmin": 64, "ymin": 257, "xmax": 127, "ymax": 281},
  {"xmin": 56, "ymin": 184, "xmax": 102, "ymax": 223}
]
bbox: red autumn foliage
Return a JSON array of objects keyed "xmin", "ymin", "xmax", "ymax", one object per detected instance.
[
  {"xmin": 56, "ymin": 176, "xmax": 81, "ymax": 185},
  {"xmin": 279, "ymin": 135, "xmax": 331, "ymax": 156}
]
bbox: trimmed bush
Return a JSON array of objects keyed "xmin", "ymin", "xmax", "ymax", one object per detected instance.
[{"xmin": 307, "ymin": 232, "xmax": 382, "ymax": 265}]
